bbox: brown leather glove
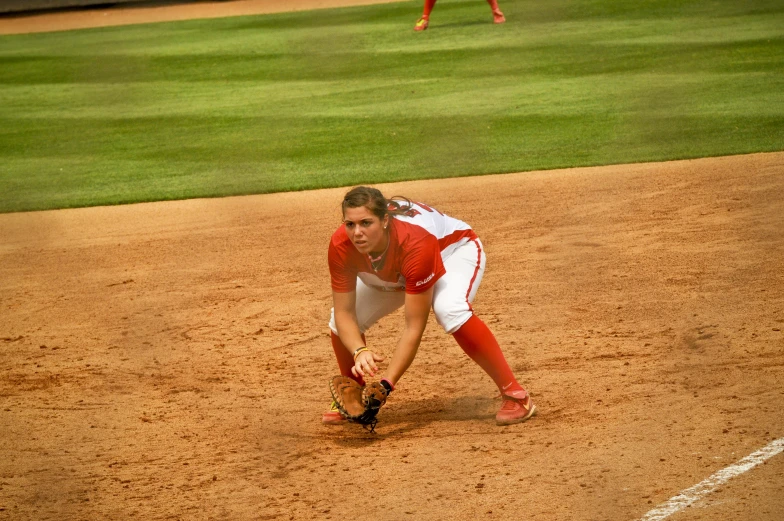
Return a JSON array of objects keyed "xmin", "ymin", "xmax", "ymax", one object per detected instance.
[{"xmin": 329, "ymin": 376, "xmax": 389, "ymax": 429}]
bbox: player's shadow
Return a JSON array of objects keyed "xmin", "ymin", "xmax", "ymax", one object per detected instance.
[{"xmin": 329, "ymin": 394, "xmax": 497, "ymax": 445}]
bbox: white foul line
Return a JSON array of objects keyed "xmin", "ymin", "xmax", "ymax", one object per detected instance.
[{"xmin": 638, "ymin": 437, "xmax": 784, "ymax": 521}]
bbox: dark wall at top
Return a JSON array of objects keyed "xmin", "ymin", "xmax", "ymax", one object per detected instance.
[{"xmin": 0, "ymin": 1, "xmax": 196, "ymax": 15}]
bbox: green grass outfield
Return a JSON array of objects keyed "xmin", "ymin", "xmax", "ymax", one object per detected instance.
[{"xmin": 1, "ymin": 0, "xmax": 782, "ymax": 212}]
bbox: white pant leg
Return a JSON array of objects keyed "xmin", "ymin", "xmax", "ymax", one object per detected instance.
[
  {"xmin": 432, "ymin": 239, "xmax": 486, "ymax": 334},
  {"xmin": 329, "ymin": 277, "xmax": 405, "ymax": 335}
]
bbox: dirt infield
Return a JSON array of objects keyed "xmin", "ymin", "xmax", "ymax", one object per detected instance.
[
  {"xmin": 1, "ymin": 152, "xmax": 783, "ymax": 520},
  {"xmin": 1, "ymin": 1, "xmax": 784, "ymax": 520}
]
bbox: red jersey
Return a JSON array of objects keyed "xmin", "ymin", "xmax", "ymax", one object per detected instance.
[{"xmin": 329, "ymin": 202, "xmax": 478, "ymax": 294}]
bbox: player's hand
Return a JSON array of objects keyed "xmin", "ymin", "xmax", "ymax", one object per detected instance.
[{"xmin": 352, "ymin": 350, "xmax": 385, "ymax": 379}]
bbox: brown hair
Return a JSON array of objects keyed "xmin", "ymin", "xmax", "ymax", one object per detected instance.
[{"xmin": 341, "ymin": 186, "xmax": 413, "ymax": 220}]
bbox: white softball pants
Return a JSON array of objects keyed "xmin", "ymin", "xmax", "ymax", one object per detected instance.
[{"xmin": 329, "ymin": 239, "xmax": 486, "ymax": 335}]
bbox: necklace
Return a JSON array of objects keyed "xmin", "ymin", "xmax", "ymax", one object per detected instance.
[{"xmin": 368, "ymin": 233, "xmax": 390, "ymax": 272}]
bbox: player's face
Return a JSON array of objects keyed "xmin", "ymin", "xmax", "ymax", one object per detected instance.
[{"xmin": 343, "ymin": 206, "xmax": 388, "ymax": 255}]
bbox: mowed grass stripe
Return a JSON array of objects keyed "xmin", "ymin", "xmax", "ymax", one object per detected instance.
[{"xmin": 0, "ymin": 0, "xmax": 782, "ymax": 212}]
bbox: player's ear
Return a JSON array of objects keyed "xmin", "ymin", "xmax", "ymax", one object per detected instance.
[{"xmin": 382, "ymin": 215, "xmax": 389, "ymax": 230}]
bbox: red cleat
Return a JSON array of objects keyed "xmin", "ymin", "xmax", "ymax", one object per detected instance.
[
  {"xmin": 414, "ymin": 17, "xmax": 430, "ymax": 31},
  {"xmin": 493, "ymin": 9, "xmax": 506, "ymax": 24},
  {"xmin": 322, "ymin": 400, "xmax": 347, "ymax": 425},
  {"xmin": 496, "ymin": 389, "xmax": 537, "ymax": 425}
]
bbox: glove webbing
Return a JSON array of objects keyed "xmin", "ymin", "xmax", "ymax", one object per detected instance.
[{"xmin": 362, "ymin": 418, "xmax": 378, "ymax": 434}]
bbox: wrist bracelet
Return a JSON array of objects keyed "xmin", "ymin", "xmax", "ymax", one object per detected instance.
[
  {"xmin": 352, "ymin": 346, "xmax": 368, "ymax": 360},
  {"xmin": 380, "ymin": 378, "xmax": 395, "ymax": 394}
]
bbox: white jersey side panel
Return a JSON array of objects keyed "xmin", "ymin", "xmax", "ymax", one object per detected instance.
[{"xmin": 392, "ymin": 202, "xmax": 475, "ymax": 260}]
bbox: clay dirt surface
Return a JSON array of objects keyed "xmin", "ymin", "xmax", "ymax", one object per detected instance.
[{"xmin": 1, "ymin": 2, "xmax": 784, "ymax": 521}]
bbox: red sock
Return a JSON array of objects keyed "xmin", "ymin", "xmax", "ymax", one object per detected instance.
[
  {"xmin": 486, "ymin": 0, "xmax": 501, "ymax": 11},
  {"xmin": 452, "ymin": 315, "xmax": 522, "ymax": 393},
  {"xmin": 331, "ymin": 332, "xmax": 365, "ymax": 386},
  {"xmin": 423, "ymin": 0, "xmax": 437, "ymax": 18}
]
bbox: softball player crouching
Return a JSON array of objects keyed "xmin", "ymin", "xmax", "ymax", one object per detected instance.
[{"xmin": 324, "ymin": 186, "xmax": 537, "ymax": 426}]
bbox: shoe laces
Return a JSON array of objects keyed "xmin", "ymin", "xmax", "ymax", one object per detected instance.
[{"xmin": 500, "ymin": 397, "xmax": 523, "ymax": 411}]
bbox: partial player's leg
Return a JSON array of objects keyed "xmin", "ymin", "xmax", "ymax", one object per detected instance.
[
  {"xmin": 452, "ymin": 315, "xmax": 536, "ymax": 425},
  {"xmin": 415, "ymin": 0, "xmax": 437, "ymax": 31},
  {"xmin": 433, "ymin": 239, "xmax": 536, "ymax": 425},
  {"xmin": 486, "ymin": 0, "xmax": 506, "ymax": 23}
]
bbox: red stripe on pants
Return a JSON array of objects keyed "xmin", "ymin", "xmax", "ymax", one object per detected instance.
[{"xmin": 464, "ymin": 238, "xmax": 482, "ymax": 310}]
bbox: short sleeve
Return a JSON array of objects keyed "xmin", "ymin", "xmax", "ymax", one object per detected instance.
[
  {"xmin": 328, "ymin": 235, "xmax": 358, "ymax": 293},
  {"xmin": 401, "ymin": 234, "xmax": 445, "ymax": 294}
]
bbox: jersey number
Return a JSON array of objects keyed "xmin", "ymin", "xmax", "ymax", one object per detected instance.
[{"xmin": 403, "ymin": 202, "xmax": 443, "ymax": 218}]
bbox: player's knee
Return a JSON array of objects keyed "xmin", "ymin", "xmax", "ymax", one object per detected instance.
[
  {"xmin": 330, "ymin": 311, "xmax": 370, "ymax": 335},
  {"xmin": 433, "ymin": 300, "xmax": 472, "ymax": 334},
  {"xmin": 443, "ymin": 311, "xmax": 473, "ymax": 334}
]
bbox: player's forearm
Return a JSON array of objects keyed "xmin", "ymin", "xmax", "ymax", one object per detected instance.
[
  {"xmin": 384, "ymin": 327, "xmax": 424, "ymax": 384},
  {"xmin": 334, "ymin": 311, "xmax": 365, "ymax": 355},
  {"xmin": 384, "ymin": 287, "xmax": 432, "ymax": 384}
]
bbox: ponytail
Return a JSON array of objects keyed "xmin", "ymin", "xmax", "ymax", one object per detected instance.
[
  {"xmin": 386, "ymin": 196, "xmax": 414, "ymax": 217},
  {"xmin": 341, "ymin": 186, "xmax": 413, "ymax": 220}
]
